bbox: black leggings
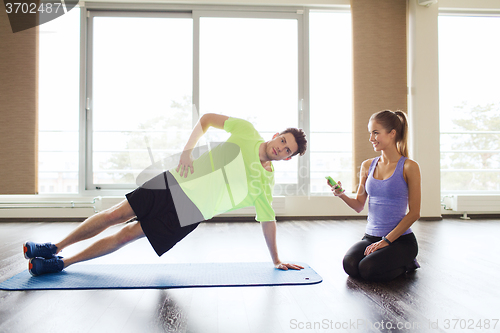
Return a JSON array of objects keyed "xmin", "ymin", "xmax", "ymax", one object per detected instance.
[{"xmin": 343, "ymin": 233, "xmax": 418, "ymax": 282}]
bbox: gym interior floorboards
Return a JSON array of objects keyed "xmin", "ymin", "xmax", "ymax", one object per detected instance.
[{"xmin": 0, "ymin": 218, "xmax": 498, "ymax": 333}]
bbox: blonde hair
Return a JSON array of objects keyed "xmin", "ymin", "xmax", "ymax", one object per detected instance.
[{"xmin": 370, "ymin": 110, "xmax": 409, "ymax": 157}]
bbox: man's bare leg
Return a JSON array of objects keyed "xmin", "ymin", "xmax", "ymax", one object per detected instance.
[
  {"xmin": 62, "ymin": 221, "xmax": 145, "ymax": 268},
  {"xmin": 54, "ymin": 199, "xmax": 136, "ymax": 254},
  {"xmin": 28, "ymin": 220, "xmax": 145, "ymax": 276}
]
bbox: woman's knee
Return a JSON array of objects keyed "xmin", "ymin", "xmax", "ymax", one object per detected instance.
[
  {"xmin": 358, "ymin": 257, "xmax": 403, "ymax": 282},
  {"xmin": 343, "ymin": 255, "xmax": 360, "ymax": 278},
  {"xmin": 358, "ymin": 259, "xmax": 379, "ymax": 281},
  {"xmin": 343, "ymin": 241, "xmax": 371, "ymax": 278}
]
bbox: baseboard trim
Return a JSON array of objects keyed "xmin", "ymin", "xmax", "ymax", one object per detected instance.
[
  {"xmin": 0, "ymin": 216, "xmax": 368, "ymax": 223},
  {"xmin": 7, "ymin": 215, "xmax": 498, "ymax": 223},
  {"xmin": 0, "ymin": 217, "xmax": 86, "ymax": 223},
  {"xmin": 442, "ymin": 213, "xmax": 500, "ymax": 220}
]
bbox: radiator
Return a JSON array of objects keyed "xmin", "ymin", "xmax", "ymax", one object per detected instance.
[
  {"xmin": 0, "ymin": 197, "xmax": 102, "ymax": 213},
  {"xmin": 443, "ymin": 195, "xmax": 500, "ymax": 218}
]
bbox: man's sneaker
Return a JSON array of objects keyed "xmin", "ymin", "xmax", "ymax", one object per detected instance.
[
  {"xmin": 28, "ymin": 257, "xmax": 64, "ymax": 276},
  {"xmin": 23, "ymin": 241, "xmax": 58, "ymax": 259}
]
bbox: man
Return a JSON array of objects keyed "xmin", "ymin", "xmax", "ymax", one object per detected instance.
[{"xmin": 24, "ymin": 113, "xmax": 308, "ymax": 276}]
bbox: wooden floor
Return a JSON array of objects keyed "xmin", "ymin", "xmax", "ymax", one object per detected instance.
[{"xmin": 0, "ymin": 218, "xmax": 499, "ymax": 333}]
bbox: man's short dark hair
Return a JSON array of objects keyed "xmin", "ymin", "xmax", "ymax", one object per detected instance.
[{"xmin": 280, "ymin": 128, "xmax": 307, "ymax": 157}]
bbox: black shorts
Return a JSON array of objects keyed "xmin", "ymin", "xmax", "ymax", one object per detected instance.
[{"xmin": 126, "ymin": 171, "xmax": 202, "ymax": 256}]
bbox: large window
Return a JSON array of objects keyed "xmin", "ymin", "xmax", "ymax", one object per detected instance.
[
  {"xmin": 87, "ymin": 11, "xmax": 304, "ymax": 194},
  {"xmin": 89, "ymin": 13, "xmax": 193, "ymax": 189},
  {"xmin": 38, "ymin": 8, "xmax": 80, "ymax": 193},
  {"xmin": 39, "ymin": 6, "xmax": 353, "ymax": 196},
  {"xmin": 439, "ymin": 15, "xmax": 500, "ymax": 193},
  {"xmin": 199, "ymin": 15, "xmax": 299, "ymax": 188},
  {"xmin": 309, "ymin": 11, "xmax": 352, "ymax": 194}
]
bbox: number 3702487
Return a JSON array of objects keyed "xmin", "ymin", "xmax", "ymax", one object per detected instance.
[
  {"xmin": 444, "ymin": 319, "xmax": 498, "ymax": 330},
  {"xmin": 5, "ymin": 2, "xmax": 63, "ymax": 14}
]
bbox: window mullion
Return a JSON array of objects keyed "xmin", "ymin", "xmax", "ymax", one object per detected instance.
[{"xmin": 193, "ymin": 11, "xmax": 201, "ymax": 128}]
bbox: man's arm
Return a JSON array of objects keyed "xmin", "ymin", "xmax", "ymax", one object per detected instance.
[
  {"xmin": 177, "ymin": 113, "xmax": 229, "ymax": 177},
  {"xmin": 261, "ymin": 221, "xmax": 304, "ymax": 270}
]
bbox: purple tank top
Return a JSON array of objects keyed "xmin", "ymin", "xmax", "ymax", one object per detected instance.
[{"xmin": 365, "ymin": 156, "xmax": 412, "ymax": 237}]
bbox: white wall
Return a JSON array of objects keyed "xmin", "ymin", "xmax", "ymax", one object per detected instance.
[{"xmin": 408, "ymin": 0, "xmax": 441, "ymax": 218}]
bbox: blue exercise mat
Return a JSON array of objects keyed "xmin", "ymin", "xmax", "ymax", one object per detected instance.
[{"xmin": 0, "ymin": 262, "xmax": 322, "ymax": 290}]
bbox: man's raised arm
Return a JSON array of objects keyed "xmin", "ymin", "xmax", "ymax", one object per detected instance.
[{"xmin": 176, "ymin": 113, "xmax": 229, "ymax": 177}]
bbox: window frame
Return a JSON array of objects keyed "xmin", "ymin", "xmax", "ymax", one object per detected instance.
[
  {"xmin": 438, "ymin": 10, "xmax": 500, "ymax": 195},
  {"xmin": 84, "ymin": 10, "xmax": 193, "ymax": 191},
  {"xmin": 193, "ymin": 9, "xmax": 308, "ymax": 197}
]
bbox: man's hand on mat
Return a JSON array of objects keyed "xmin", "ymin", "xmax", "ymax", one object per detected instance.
[{"xmin": 275, "ymin": 262, "xmax": 304, "ymax": 270}]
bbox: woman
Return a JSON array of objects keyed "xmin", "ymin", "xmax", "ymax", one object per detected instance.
[{"xmin": 329, "ymin": 110, "xmax": 421, "ymax": 282}]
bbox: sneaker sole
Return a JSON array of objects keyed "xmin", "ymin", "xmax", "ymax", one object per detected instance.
[
  {"xmin": 28, "ymin": 259, "xmax": 37, "ymax": 277},
  {"xmin": 23, "ymin": 242, "xmax": 30, "ymax": 260},
  {"xmin": 22, "ymin": 242, "xmax": 58, "ymax": 260}
]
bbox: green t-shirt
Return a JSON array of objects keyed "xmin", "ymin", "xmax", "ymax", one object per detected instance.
[{"xmin": 169, "ymin": 117, "xmax": 275, "ymax": 223}]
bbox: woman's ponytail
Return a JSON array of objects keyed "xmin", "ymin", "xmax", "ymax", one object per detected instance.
[{"xmin": 394, "ymin": 111, "xmax": 408, "ymax": 157}]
